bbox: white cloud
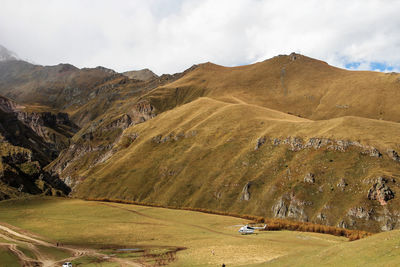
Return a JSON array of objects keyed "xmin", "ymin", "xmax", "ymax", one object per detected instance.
[{"xmin": 0, "ymin": 0, "xmax": 399, "ymax": 74}]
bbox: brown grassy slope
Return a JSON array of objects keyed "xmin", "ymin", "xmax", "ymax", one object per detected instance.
[
  {"xmin": 145, "ymin": 54, "xmax": 400, "ymax": 122},
  {"xmin": 73, "ymin": 97, "xmax": 400, "ymax": 232}
]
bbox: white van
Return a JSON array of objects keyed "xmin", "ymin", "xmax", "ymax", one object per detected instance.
[{"xmin": 62, "ymin": 263, "xmax": 72, "ymax": 267}]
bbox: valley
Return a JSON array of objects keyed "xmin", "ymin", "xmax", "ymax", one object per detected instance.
[
  {"xmin": 1, "ymin": 46, "xmax": 400, "ymax": 265},
  {"xmin": 0, "ymin": 197, "xmax": 400, "ymax": 266}
]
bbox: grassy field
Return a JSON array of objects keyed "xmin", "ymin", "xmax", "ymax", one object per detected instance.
[
  {"xmin": 0, "ymin": 246, "xmax": 19, "ymax": 267},
  {"xmin": 0, "ymin": 196, "xmax": 351, "ymax": 266},
  {"xmin": 1, "ymin": 197, "xmax": 400, "ymax": 266}
]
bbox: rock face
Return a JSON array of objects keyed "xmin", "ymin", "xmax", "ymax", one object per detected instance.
[
  {"xmin": 347, "ymin": 206, "xmax": 373, "ymax": 220},
  {"xmin": 387, "ymin": 149, "xmax": 400, "ymax": 162},
  {"xmin": 367, "ymin": 177, "xmax": 395, "ymax": 205},
  {"xmin": 304, "ymin": 173, "xmax": 315, "ymax": 184},
  {"xmin": 0, "ymin": 96, "xmax": 78, "ymax": 156},
  {"xmin": 48, "ymin": 100, "xmax": 156, "ymax": 190},
  {"xmin": 0, "ymin": 96, "xmax": 75, "ymax": 199},
  {"xmin": 240, "ymin": 182, "xmax": 251, "ymax": 201},
  {"xmin": 337, "ymin": 178, "xmax": 348, "ymax": 191},
  {"xmin": 272, "ymin": 136, "xmax": 381, "ymax": 157},
  {"xmin": 272, "ymin": 195, "xmax": 309, "ymax": 222}
]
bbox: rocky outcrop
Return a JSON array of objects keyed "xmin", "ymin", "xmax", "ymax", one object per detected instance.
[
  {"xmin": 387, "ymin": 149, "xmax": 400, "ymax": 162},
  {"xmin": 337, "ymin": 178, "xmax": 348, "ymax": 191},
  {"xmin": 104, "ymin": 114, "xmax": 132, "ymax": 131},
  {"xmin": 347, "ymin": 206, "xmax": 373, "ymax": 220},
  {"xmin": 151, "ymin": 131, "xmax": 197, "ymax": 144},
  {"xmin": 304, "ymin": 173, "xmax": 315, "ymax": 184},
  {"xmin": 240, "ymin": 182, "xmax": 251, "ymax": 201},
  {"xmin": 0, "ymin": 139, "xmax": 70, "ymax": 199},
  {"xmin": 0, "ymin": 96, "xmax": 22, "ymax": 112},
  {"xmin": 272, "ymin": 198, "xmax": 288, "ymax": 218},
  {"xmin": 49, "ymin": 100, "xmax": 157, "ymax": 190},
  {"xmin": 271, "ymin": 137, "xmax": 382, "ymax": 157},
  {"xmin": 254, "ymin": 137, "xmax": 266, "ymax": 150},
  {"xmin": 272, "ymin": 195, "xmax": 309, "ymax": 222},
  {"xmin": 17, "ymin": 111, "xmax": 78, "ymax": 147},
  {"xmin": 289, "ymin": 52, "xmax": 300, "ymax": 61},
  {"xmin": 337, "ymin": 220, "xmax": 347, "ymax": 228},
  {"xmin": 367, "ymin": 177, "xmax": 395, "ymax": 205}
]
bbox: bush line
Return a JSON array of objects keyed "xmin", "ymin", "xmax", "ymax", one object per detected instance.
[{"xmin": 85, "ymin": 197, "xmax": 372, "ymax": 241}]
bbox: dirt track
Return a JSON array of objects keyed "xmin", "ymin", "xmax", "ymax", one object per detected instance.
[{"xmin": 0, "ymin": 224, "xmax": 142, "ymax": 267}]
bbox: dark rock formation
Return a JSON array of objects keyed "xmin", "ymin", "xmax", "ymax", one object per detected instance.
[
  {"xmin": 254, "ymin": 137, "xmax": 266, "ymax": 150},
  {"xmin": 387, "ymin": 149, "xmax": 400, "ymax": 162},
  {"xmin": 337, "ymin": 220, "xmax": 347, "ymax": 228},
  {"xmin": 367, "ymin": 177, "xmax": 395, "ymax": 205}
]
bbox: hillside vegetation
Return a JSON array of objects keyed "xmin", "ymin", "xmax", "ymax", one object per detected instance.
[
  {"xmin": 71, "ymin": 96, "xmax": 400, "ymax": 233},
  {"xmin": 1, "ymin": 198, "xmax": 400, "ymax": 266},
  {"xmin": 2, "ymin": 52, "xmax": 400, "ymax": 233},
  {"xmin": 149, "ymin": 53, "xmax": 400, "ymax": 121}
]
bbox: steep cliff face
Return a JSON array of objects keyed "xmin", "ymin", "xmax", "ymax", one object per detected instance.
[
  {"xmin": 0, "ymin": 96, "xmax": 78, "ymax": 160},
  {"xmin": 0, "ymin": 96, "xmax": 73, "ymax": 198}
]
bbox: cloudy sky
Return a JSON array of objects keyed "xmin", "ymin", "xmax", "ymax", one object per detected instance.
[{"xmin": 1, "ymin": 0, "xmax": 400, "ymax": 74}]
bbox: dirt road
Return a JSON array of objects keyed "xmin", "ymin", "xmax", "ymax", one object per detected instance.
[{"xmin": 0, "ymin": 223, "xmax": 142, "ymax": 267}]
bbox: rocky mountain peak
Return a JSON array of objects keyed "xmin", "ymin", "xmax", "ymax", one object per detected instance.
[{"xmin": 122, "ymin": 68, "xmax": 158, "ymax": 81}]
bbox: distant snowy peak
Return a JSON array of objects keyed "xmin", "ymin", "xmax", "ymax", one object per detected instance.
[{"xmin": 0, "ymin": 45, "xmax": 19, "ymax": 62}]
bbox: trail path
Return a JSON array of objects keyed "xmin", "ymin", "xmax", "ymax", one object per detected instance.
[{"xmin": 0, "ymin": 223, "xmax": 142, "ymax": 267}]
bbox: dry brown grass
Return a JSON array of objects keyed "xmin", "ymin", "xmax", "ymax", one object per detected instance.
[
  {"xmin": 150, "ymin": 54, "xmax": 400, "ymax": 122},
  {"xmin": 71, "ymin": 96, "xmax": 400, "ymax": 233},
  {"xmin": 86, "ymin": 197, "xmax": 372, "ymax": 241},
  {"xmin": 263, "ymin": 218, "xmax": 372, "ymax": 241}
]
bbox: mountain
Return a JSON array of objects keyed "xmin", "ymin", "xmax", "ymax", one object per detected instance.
[
  {"xmin": 0, "ymin": 96, "xmax": 73, "ymax": 200},
  {"xmin": 2, "ymin": 49, "xmax": 400, "ymax": 232},
  {"xmin": 148, "ymin": 53, "xmax": 400, "ymax": 121},
  {"xmin": 0, "ymin": 60, "xmax": 120, "ymax": 119},
  {"xmin": 123, "ymin": 68, "xmax": 159, "ymax": 81},
  {"xmin": 0, "ymin": 44, "xmax": 19, "ymax": 62}
]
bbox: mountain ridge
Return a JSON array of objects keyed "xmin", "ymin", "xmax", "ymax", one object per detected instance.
[{"xmin": 1, "ymin": 49, "xmax": 400, "ymax": 232}]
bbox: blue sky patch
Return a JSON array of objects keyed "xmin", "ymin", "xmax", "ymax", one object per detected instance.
[{"xmin": 345, "ymin": 61, "xmax": 398, "ymax": 72}]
